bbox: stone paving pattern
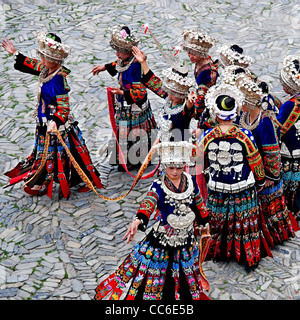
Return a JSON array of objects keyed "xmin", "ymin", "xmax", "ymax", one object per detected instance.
[{"xmin": 0, "ymin": 0, "xmax": 300, "ymax": 300}]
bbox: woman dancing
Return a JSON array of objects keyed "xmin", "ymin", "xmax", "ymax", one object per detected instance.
[
  {"xmin": 95, "ymin": 139, "xmax": 210, "ymax": 300},
  {"xmin": 2, "ymin": 33, "xmax": 103, "ymax": 199},
  {"xmin": 92, "ymin": 25, "xmax": 156, "ymax": 171}
]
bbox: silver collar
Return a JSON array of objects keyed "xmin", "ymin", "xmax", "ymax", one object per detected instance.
[{"xmin": 160, "ymin": 172, "xmax": 194, "ymax": 200}]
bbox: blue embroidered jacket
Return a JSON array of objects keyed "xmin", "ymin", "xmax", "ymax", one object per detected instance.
[
  {"xmin": 277, "ymin": 98, "xmax": 300, "ymax": 158},
  {"xmin": 14, "ymin": 53, "xmax": 71, "ymax": 127}
]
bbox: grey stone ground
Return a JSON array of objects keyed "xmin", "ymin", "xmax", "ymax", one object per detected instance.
[{"xmin": 0, "ymin": 0, "xmax": 300, "ymax": 300}]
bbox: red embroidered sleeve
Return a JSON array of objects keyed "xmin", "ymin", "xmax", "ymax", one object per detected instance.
[
  {"xmin": 142, "ymin": 70, "xmax": 168, "ymax": 99},
  {"xmin": 124, "ymin": 83, "xmax": 148, "ymax": 104},
  {"xmin": 237, "ymin": 128, "xmax": 265, "ymax": 186},
  {"xmin": 53, "ymin": 94, "xmax": 70, "ymax": 124},
  {"xmin": 262, "ymin": 144, "xmax": 281, "ymax": 180},
  {"xmin": 280, "ymin": 97, "xmax": 300, "ymax": 137},
  {"xmin": 247, "ymin": 150, "xmax": 265, "ymax": 185},
  {"xmin": 194, "ymin": 187, "xmax": 209, "ymax": 219},
  {"xmin": 136, "ymin": 189, "xmax": 159, "ymax": 222},
  {"xmin": 24, "ymin": 57, "xmax": 44, "ymax": 72}
]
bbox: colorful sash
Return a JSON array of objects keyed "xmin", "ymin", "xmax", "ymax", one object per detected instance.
[
  {"xmin": 23, "ymin": 133, "xmax": 50, "ymax": 189},
  {"xmin": 24, "ymin": 128, "xmax": 159, "ymax": 201}
]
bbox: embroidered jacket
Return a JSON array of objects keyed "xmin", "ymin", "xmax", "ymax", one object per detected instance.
[
  {"xmin": 198, "ymin": 125, "xmax": 265, "ymax": 193},
  {"xmin": 193, "ymin": 57, "xmax": 219, "ymax": 121},
  {"xmin": 136, "ymin": 174, "xmax": 208, "ymax": 228},
  {"xmin": 14, "ymin": 53, "xmax": 71, "ymax": 127},
  {"xmin": 250, "ymin": 113, "xmax": 281, "ymax": 182},
  {"xmin": 105, "ymin": 59, "xmax": 148, "ymax": 106},
  {"xmin": 277, "ymin": 96, "xmax": 300, "ymax": 158}
]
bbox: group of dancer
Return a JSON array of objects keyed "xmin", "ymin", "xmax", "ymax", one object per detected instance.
[{"xmin": 1, "ymin": 24, "xmax": 300, "ymax": 301}]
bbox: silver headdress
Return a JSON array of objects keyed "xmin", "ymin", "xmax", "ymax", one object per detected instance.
[
  {"xmin": 222, "ymin": 65, "xmax": 255, "ymax": 86},
  {"xmin": 37, "ymin": 32, "xmax": 70, "ymax": 63},
  {"xmin": 182, "ymin": 28, "xmax": 215, "ymax": 58},
  {"xmin": 218, "ymin": 44, "xmax": 253, "ymax": 68},
  {"xmin": 109, "ymin": 25, "xmax": 140, "ymax": 53},
  {"xmin": 154, "ymin": 140, "xmax": 196, "ymax": 168},
  {"xmin": 236, "ymin": 74, "xmax": 263, "ymax": 109},
  {"xmin": 161, "ymin": 66, "xmax": 195, "ymax": 99},
  {"xmin": 280, "ymin": 55, "xmax": 300, "ymax": 94}
]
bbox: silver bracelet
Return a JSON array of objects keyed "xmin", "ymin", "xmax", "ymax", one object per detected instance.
[
  {"xmin": 134, "ymin": 217, "xmax": 141, "ymax": 223},
  {"xmin": 12, "ymin": 51, "xmax": 19, "ymax": 58}
]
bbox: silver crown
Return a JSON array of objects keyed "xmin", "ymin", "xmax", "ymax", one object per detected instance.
[
  {"xmin": 280, "ymin": 55, "xmax": 300, "ymax": 94},
  {"xmin": 37, "ymin": 32, "xmax": 70, "ymax": 63},
  {"xmin": 162, "ymin": 64, "xmax": 195, "ymax": 99},
  {"xmin": 154, "ymin": 140, "xmax": 196, "ymax": 167},
  {"xmin": 109, "ymin": 25, "xmax": 140, "ymax": 53},
  {"xmin": 222, "ymin": 65, "xmax": 255, "ymax": 86},
  {"xmin": 236, "ymin": 74, "xmax": 263, "ymax": 109},
  {"xmin": 218, "ymin": 44, "xmax": 253, "ymax": 68},
  {"xmin": 182, "ymin": 28, "xmax": 215, "ymax": 57}
]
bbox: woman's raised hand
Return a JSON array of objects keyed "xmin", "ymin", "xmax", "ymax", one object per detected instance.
[
  {"xmin": 132, "ymin": 46, "xmax": 146, "ymax": 64},
  {"xmin": 1, "ymin": 38, "xmax": 16, "ymax": 55}
]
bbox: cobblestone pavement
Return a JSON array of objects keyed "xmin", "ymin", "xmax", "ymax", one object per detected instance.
[{"xmin": 0, "ymin": 0, "xmax": 300, "ymax": 300}]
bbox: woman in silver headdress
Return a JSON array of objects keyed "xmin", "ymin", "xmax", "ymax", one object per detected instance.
[
  {"xmin": 131, "ymin": 46, "xmax": 195, "ymax": 142},
  {"xmin": 277, "ymin": 55, "xmax": 300, "ymax": 221},
  {"xmin": 95, "ymin": 140, "xmax": 211, "ymax": 301},
  {"xmin": 1, "ymin": 33, "xmax": 103, "ymax": 199},
  {"xmin": 182, "ymin": 29, "xmax": 219, "ymax": 129},
  {"xmin": 198, "ymin": 83, "xmax": 272, "ymax": 269},
  {"xmin": 237, "ymin": 75, "xmax": 299, "ymax": 248},
  {"xmin": 92, "ymin": 25, "xmax": 156, "ymax": 171}
]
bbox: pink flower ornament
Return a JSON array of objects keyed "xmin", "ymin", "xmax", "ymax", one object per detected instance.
[{"xmin": 120, "ymin": 29, "xmax": 128, "ymax": 38}]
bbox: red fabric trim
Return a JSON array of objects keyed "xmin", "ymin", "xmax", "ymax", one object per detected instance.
[
  {"xmin": 95, "ymin": 273, "xmax": 117, "ymax": 300},
  {"xmin": 46, "ymin": 179, "xmax": 53, "ymax": 199},
  {"xmin": 259, "ymin": 210, "xmax": 275, "ymax": 248},
  {"xmin": 288, "ymin": 210, "xmax": 300, "ymax": 231},
  {"xmin": 69, "ymin": 132, "xmax": 103, "ymax": 189},
  {"xmin": 56, "ymin": 153, "xmax": 70, "ymax": 198},
  {"xmin": 260, "ymin": 234, "xmax": 273, "ymax": 258},
  {"xmin": 23, "ymin": 186, "xmax": 39, "ymax": 196},
  {"xmin": 8, "ymin": 171, "xmax": 31, "ymax": 185},
  {"xmin": 200, "ymin": 292, "xmax": 211, "ymax": 300}
]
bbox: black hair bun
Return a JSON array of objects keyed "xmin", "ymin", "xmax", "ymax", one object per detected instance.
[
  {"xmin": 216, "ymin": 95, "xmax": 235, "ymax": 111},
  {"xmin": 258, "ymin": 81, "xmax": 269, "ymax": 94},
  {"xmin": 230, "ymin": 44, "xmax": 243, "ymax": 54},
  {"xmin": 293, "ymin": 59, "xmax": 300, "ymax": 72},
  {"xmin": 234, "ymin": 67, "xmax": 246, "ymax": 75},
  {"xmin": 121, "ymin": 26, "xmax": 131, "ymax": 35}
]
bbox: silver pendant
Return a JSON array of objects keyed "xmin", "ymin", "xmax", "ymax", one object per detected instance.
[{"xmin": 167, "ymin": 211, "xmax": 195, "ymax": 230}]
